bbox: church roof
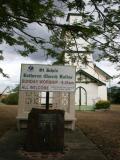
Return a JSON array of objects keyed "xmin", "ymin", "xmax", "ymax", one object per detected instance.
[
  {"xmin": 94, "ymin": 65, "xmax": 113, "ymax": 79},
  {"xmin": 76, "ymin": 69, "xmax": 106, "ymax": 86}
]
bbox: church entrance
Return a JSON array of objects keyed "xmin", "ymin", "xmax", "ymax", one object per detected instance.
[{"xmin": 75, "ymin": 86, "xmax": 87, "ymax": 110}]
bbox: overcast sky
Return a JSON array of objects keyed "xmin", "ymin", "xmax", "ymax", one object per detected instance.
[{"xmin": 0, "ymin": 44, "xmax": 55, "ymax": 93}]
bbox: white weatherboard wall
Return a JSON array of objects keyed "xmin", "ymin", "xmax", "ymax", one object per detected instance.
[{"xmin": 98, "ymin": 86, "xmax": 107, "ymax": 100}]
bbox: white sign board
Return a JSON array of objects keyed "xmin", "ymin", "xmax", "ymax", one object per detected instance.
[{"xmin": 20, "ymin": 64, "xmax": 76, "ymax": 92}]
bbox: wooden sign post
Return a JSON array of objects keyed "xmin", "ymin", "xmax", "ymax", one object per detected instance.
[{"xmin": 46, "ymin": 91, "xmax": 49, "ymax": 110}]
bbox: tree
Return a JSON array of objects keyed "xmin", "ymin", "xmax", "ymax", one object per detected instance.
[
  {"xmin": 108, "ymin": 86, "xmax": 120, "ymax": 104},
  {"xmin": 1, "ymin": 85, "xmax": 19, "ymax": 105},
  {"xmin": 0, "ymin": 0, "xmax": 120, "ymax": 75}
]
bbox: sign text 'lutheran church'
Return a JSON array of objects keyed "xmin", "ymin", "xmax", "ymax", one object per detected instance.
[{"xmin": 20, "ymin": 64, "xmax": 76, "ymax": 92}]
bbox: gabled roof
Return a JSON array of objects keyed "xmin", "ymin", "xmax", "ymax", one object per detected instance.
[
  {"xmin": 94, "ymin": 65, "xmax": 113, "ymax": 79},
  {"xmin": 76, "ymin": 69, "xmax": 106, "ymax": 86}
]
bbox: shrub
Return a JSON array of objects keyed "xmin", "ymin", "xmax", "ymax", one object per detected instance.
[
  {"xmin": 95, "ymin": 100, "xmax": 110, "ymax": 109},
  {"xmin": 1, "ymin": 92, "xmax": 18, "ymax": 105}
]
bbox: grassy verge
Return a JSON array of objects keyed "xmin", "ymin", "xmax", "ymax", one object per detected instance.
[{"xmin": 76, "ymin": 104, "xmax": 120, "ymax": 160}]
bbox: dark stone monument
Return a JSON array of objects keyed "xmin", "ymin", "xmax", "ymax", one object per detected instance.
[{"xmin": 25, "ymin": 108, "xmax": 64, "ymax": 152}]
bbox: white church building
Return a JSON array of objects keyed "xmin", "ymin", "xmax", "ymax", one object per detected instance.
[
  {"xmin": 75, "ymin": 62, "xmax": 112, "ymax": 111},
  {"xmin": 66, "ymin": 13, "xmax": 112, "ymax": 111}
]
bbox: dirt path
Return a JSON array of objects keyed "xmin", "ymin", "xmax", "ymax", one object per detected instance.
[
  {"xmin": 76, "ymin": 105, "xmax": 120, "ymax": 160},
  {"xmin": 0, "ymin": 105, "xmax": 17, "ymax": 137}
]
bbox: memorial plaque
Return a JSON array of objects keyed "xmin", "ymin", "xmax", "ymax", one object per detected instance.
[{"xmin": 25, "ymin": 108, "xmax": 64, "ymax": 152}]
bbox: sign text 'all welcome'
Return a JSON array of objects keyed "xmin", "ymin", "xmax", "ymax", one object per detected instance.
[{"xmin": 20, "ymin": 64, "xmax": 76, "ymax": 92}]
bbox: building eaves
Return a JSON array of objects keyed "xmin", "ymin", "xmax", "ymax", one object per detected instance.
[{"xmin": 76, "ymin": 69, "xmax": 106, "ymax": 86}]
